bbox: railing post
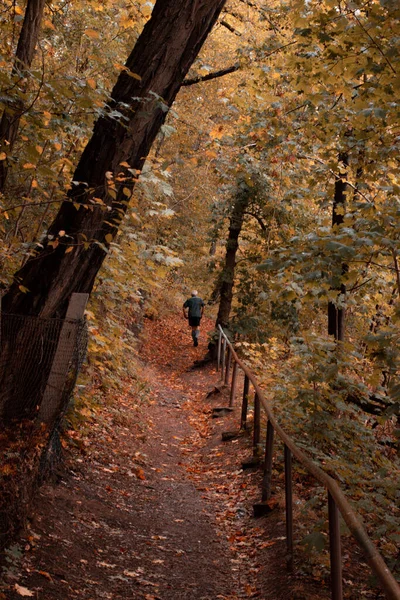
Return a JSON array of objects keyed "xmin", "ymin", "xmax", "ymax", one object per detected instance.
[
  {"xmin": 229, "ymin": 361, "xmax": 238, "ymax": 407},
  {"xmin": 254, "ymin": 419, "xmax": 275, "ymax": 516},
  {"xmin": 221, "ymin": 337, "xmax": 226, "ymax": 381},
  {"xmin": 328, "ymin": 492, "xmax": 343, "ymax": 600},
  {"xmin": 217, "ymin": 329, "xmax": 222, "ymax": 372},
  {"xmin": 253, "ymin": 391, "xmax": 261, "ymax": 457},
  {"xmin": 284, "ymin": 444, "xmax": 294, "ymax": 571},
  {"xmin": 240, "ymin": 374, "xmax": 249, "ymax": 430},
  {"xmin": 261, "ymin": 420, "xmax": 274, "ymax": 501},
  {"xmin": 224, "ymin": 346, "xmax": 232, "ymax": 386}
]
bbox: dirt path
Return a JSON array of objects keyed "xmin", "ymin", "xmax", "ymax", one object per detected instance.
[{"xmin": 1, "ymin": 314, "xmax": 306, "ymax": 600}]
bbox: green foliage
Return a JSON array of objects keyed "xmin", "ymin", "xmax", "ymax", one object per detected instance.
[
  {"xmin": 0, "ymin": 0, "xmax": 149, "ymax": 284},
  {"xmin": 237, "ymin": 332, "xmax": 399, "ymax": 578}
]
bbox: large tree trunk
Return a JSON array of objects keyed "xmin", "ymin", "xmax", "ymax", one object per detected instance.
[
  {"xmin": 0, "ymin": 0, "xmax": 227, "ymax": 421},
  {"xmin": 2, "ymin": 0, "xmax": 227, "ymax": 318},
  {"xmin": 0, "ymin": 0, "xmax": 47, "ymax": 191},
  {"xmin": 328, "ymin": 153, "xmax": 349, "ymax": 341}
]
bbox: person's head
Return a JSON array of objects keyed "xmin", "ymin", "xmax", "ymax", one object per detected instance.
[{"xmin": 191, "ymin": 290, "xmax": 198, "ymax": 297}]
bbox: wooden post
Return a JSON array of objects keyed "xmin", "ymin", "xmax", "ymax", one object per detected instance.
[
  {"xmin": 38, "ymin": 293, "xmax": 88, "ymax": 426},
  {"xmin": 229, "ymin": 361, "xmax": 238, "ymax": 407}
]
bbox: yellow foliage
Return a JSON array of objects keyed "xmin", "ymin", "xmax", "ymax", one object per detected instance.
[{"xmin": 84, "ymin": 29, "xmax": 99, "ymax": 39}]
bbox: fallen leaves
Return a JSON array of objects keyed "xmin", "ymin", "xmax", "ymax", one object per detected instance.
[
  {"xmin": 136, "ymin": 467, "xmax": 146, "ymax": 480},
  {"xmin": 0, "ymin": 463, "xmax": 16, "ymax": 476},
  {"xmin": 5, "ymin": 312, "xmax": 289, "ymax": 600},
  {"xmin": 122, "ymin": 570, "xmax": 158, "ymax": 587},
  {"xmin": 38, "ymin": 570, "xmax": 53, "ymax": 581},
  {"xmin": 14, "ymin": 584, "xmax": 34, "ymax": 597}
]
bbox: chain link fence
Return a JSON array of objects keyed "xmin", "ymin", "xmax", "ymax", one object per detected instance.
[
  {"xmin": 0, "ymin": 301, "xmax": 88, "ymax": 551},
  {"xmin": 0, "ymin": 312, "xmax": 88, "ymax": 425}
]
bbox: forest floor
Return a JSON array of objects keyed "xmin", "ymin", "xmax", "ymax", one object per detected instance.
[{"xmin": 0, "ymin": 314, "xmax": 327, "ymax": 600}]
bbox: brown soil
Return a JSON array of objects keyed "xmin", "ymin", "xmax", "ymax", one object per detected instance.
[{"xmin": 0, "ymin": 314, "xmax": 326, "ymax": 600}]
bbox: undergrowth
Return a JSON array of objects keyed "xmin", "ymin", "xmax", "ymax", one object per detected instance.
[{"xmin": 235, "ymin": 335, "xmax": 400, "ymax": 596}]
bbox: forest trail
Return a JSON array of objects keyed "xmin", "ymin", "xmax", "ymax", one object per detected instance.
[{"xmin": 1, "ymin": 313, "xmax": 302, "ymax": 600}]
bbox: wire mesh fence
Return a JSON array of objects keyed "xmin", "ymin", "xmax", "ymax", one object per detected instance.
[
  {"xmin": 0, "ymin": 311, "xmax": 88, "ymax": 425},
  {"xmin": 0, "ymin": 294, "xmax": 89, "ymax": 553},
  {"xmin": 0, "ymin": 302, "xmax": 88, "ymax": 551}
]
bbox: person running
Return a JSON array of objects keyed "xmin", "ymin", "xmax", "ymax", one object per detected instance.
[{"xmin": 183, "ymin": 290, "xmax": 205, "ymax": 347}]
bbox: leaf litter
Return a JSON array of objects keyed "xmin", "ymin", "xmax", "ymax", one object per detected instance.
[{"xmin": 1, "ymin": 314, "xmax": 326, "ymax": 599}]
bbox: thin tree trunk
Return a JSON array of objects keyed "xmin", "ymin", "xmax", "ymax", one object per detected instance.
[
  {"xmin": 0, "ymin": 0, "xmax": 47, "ymax": 191},
  {"xmin": 328, "ymin": 153, "xmax": 349, "ymax": 341},
  {"xmin": 2, "ymin": 0, "xmax": 227, "ymax": 319},
  {"xmin": 216, "ymin": 192, "xmax": 250, "ymax": 329}
]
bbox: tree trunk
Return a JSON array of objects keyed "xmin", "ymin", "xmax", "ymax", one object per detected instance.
[
  {"xmin": 0, "ymin": 0, "xmax": 227, "ymax": 421},
  {"xmin": 0, "ymin": 0, "xmax": 47, "ymax": 191},
  {"xmin": 328, "ymin": 153, "xmax": 349, "ymax": 341},
  {"xmin": 216, "ymin": 192, "xmax": 250, "ymax": 329},
  {"xmin": 2, "ymin": 0, "xmax": 227, "ymax": 319}
]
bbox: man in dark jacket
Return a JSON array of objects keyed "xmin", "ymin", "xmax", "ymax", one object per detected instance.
[{"xmin": 183, "ymin": 290, "xmax": 205, "ymax": 347}]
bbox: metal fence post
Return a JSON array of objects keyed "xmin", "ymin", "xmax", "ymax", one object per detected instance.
[
  {"xmin": 217, "ymin": 329, "xmax": 222, "ymax": 372},
  {"xmin": 328, "ymin": 492, "xmax": 343, "ymax": 600},
  {"xmin": 221, "ymin": 337, "xmax": 226, "ymax": 381},
  {"xmin": 224, "ymin": 346, "xmax": 232, "ymax": 386},
  {"xmin": 229, "ymin": 361, "xmax": 238, "ymax": 407},
  {"xmin": 253, "ymin": 392, "xmax": 262, "ymax": 457},
  {"xmin": 261, "ymin": 420, "xmax": 274, "ymax": 501},
  {"xmin": 284, "ymin": 444, "xmax": 294, "ymax": 571},
  {"xmin": 240, "ymin": 374, "xmax": 249, "ymax": 430}
]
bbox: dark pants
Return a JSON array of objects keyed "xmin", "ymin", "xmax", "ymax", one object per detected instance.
[{"xmin": 188, "ymin": 316, "xmax": 201, "ymax": 327}]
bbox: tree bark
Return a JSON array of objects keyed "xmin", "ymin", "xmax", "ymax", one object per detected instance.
[
  {"xmin": 216, "ymin": 190, "xmax": 250, "ymax": 329},
  {"xmin": 0, "ymin": 0, "xmax": 227, "ymax": 421},
  {"xmin": 0, "ymin": 0, "xmax": 47, "ymax": 191},
  {"xmin": 2, "ymin": 0, "xmax": 227, "ymax": 319},
  {"xmin": 328, "ymin": 153, "xmax": 349, "ymax": 341}
]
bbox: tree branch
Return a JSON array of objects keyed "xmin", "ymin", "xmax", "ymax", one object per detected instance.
[
  {"xmin": 348, "ymin": 277, "xmax": 374, "ymax": 292},
  {"xmin": 297, "ymin": 154, "xmax": 373, "ymax": 205},
  {"xmin": 244, "ymin": 210, "xmax": 267, "ymax": 231},
  {"xmin": 284, "ymin": 102, "xmax": 308, "ymax": 116},
  {"xmin": 220, "ymin": 20, "xmax": 241, "ymax": 36},
  {"xmin": 238, "ymin": 0, "xmax": 281, "ymax": 33},
  {"xmin": 348, "ymin": 8, "xmax": 396, "ymax": 75},
  {"xmin": 346, "ymin": 392, "xmax": 394, "ymax": 416},
  {"xmin": 182, "ymin": 63, "xmax": 240, "ymax": 86}
]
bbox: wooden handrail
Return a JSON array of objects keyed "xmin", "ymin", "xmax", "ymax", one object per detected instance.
[{"xmin": 217, "ymin": 326, "xmax": 400, "ymax": 600}]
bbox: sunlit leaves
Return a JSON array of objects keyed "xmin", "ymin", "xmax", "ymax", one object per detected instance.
[{"xmin": 83, "ymin": 28, "xmax": 100, "ymax": 39}]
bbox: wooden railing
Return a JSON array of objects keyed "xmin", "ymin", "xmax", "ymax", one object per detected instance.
[{"xmin": 217, "ymin": 326, "xmax": 400, "ymax": 600}]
